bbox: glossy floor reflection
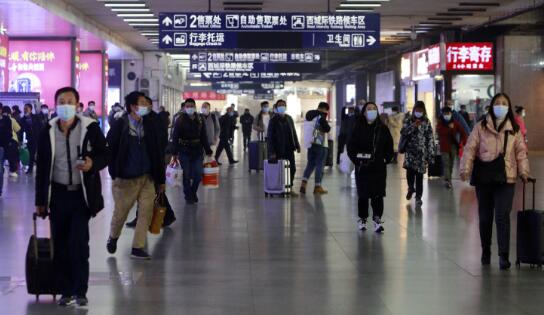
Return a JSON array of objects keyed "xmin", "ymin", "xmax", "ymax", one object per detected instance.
[{"xmin": 0, "ymin": 142, "xmax": 543, "ymax": 315}]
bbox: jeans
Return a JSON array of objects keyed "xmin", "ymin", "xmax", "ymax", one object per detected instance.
[
  {"xmin": 475, "ymin": 183, "xmax": 515, "ymax": 257},
  {"xmin": 215, "ymin": 138, "xmax": 234, "ymax": 163},
  {"xmin": 179, "ymin": 151, "xmax": 204, "ymax": 201},
  {"xmin": 406, "ymin": 168, "xmax": 424, "ymax": 198},
  {"xmin": 0, "ymin": 147, "xmax": 4, "ymax": 194},
  {"xmin": 50, "ymin": 185, "xmax": 91, "ymax": 297},
  {"xmin": 441, "ymin": 148, "xmax": 458, "ymax": 181},
  {"xmin": 302, "ymin": 145, "xmax": 327, "ymax": 185},
  {"xmin": 243, "ymin": 132, "xmax": 251, "ymax": 150}
]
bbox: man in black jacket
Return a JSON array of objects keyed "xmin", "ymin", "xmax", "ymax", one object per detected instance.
[
  {"xmin": 267, "ymin": 100, "xmax": 300, "ymax": 196},
  {"xmin": 106, "ymin": 91, "xmax": 166, "ymax": 260},
  {"xmin": 21, "ymin": 103, "xmax": 42, "ymax": 174},
  {"xmin": 240, "ymin": 108, "xmax": 254, "ymax": 151},
  {"xmin": 215, "ymin": 106, "xmax": 238, "ymax": 165},
  {"xmin": 35, "ymin": 87, "xmax": 110, "ymax": 307},
  {"xmin": 0, "ymin": 107, "xmax": 12, "ymax": 197},
  {"xmin": 337, "ymin": 105, "xmax": 357, "ymax": 165}
]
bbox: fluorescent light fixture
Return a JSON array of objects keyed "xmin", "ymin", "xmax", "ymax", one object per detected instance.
[
  {"xmin": 123, "ymin": 18, "xmax": 159, "ymax": 22},
  {"xmin": 345, "ymin": 0, "xmax": 388, "ymax": 2},
  {"xmin": 129, "ymin": 23, "xmax": 159, "ymax": 26},
  {"xmin": 105, "ymin": 3, "xmax": 146, "ymax": 7},
  {"xmin": 340, "ymin": 3, "xmax": 382, "ymax": 7},
  {"xmin": 111, "ymin": 8, "xmax": 150, "ymax": 12},
  {"xmin": 141, "ymin": 32, "xmax": 159, "ymax": 36},
  {"xmin": 189, "ymin": 82, "xmax": 211, "ymax": 87},
  {"xmin": 117, "ymin": 13, "xmax": 154, "ymax": 17},
  {"xmin": 335, "ymin": 9, "xmax": 374, "ymax": 12},
  {"xmin": 170, "ymin": 54, "xmax": 190, "ymax": 60}
]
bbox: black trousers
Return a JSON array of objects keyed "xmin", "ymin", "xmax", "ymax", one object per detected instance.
[
  {"xmin": 354, "ymin": 171, "xmax": 384, "ymax": 220},
  {"xmin": 27, "ymin": 140, "xmax": 37, "ymax": 170},
  {"xmin": 50, "ymin": 185, "xmax": 90, "ymax": 297},
  {"xmin": 242, "ymin": 132, "xmax": 251, "ymax": 149},
  {"xmin": 215, "ymin": 138, "xmax": 234, "ymax": 163},
  {"xmin": 337, "ymin": 134, "xmax": 347, "ymax": 164},
  {"xmin": 406, "ymin": 168, "xmax": 424, "ymax": 198},
  {"xmin": 6, "ymin": 140, "xmax": 19, "ymax": 172},
  {"xmin": 475, "ymin": 183, "xmax": 515, "ymax": 256}
]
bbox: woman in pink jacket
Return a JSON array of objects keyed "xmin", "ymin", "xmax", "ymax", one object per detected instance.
[{"xmin": 460, "ymin": 93, "xmax": 530, "ymax": 270}]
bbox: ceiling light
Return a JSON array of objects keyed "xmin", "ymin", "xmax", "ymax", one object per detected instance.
[
  {"xmin": 105, "ymin": 3, "xmax": 146, "ymax": 7},
  {"xmin": 335, "ymin": 9, "xmax": 374, "ymax": 12},
  {"xmin": 141, "ymin": 32, "xmax": 159, "ymax": 36},
  {"xmin": 111, "ymin": 8, "xmax": 150, "ymax": 12},
  {"xmin": 123, "ymin": 18, "xmax": 159, "ymax": 22},
  {"xmin": 339, "ymin": 3, "xmax": 381, "ymax": 7},
  {"xmin": 458, "ymin": 2, "xmax": 499, "ymax": 6},
  {"xmin": 129, "ymin": 23, "xmax": 159, "ymax": 26},
  {"xmin": 345, "ymin": 0, "xmax": 389, "ymax": 2},
  {"xmin": 117, "ymin": 13, "xmax": 154, "ymax": 17},
  {"xmin": 170, "ymin": 54, "xmax": 190, "ymax": 60}
]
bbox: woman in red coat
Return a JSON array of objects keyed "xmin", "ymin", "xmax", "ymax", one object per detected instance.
[{"xmin": 436, "ymin": 107, "xmax": 468, "ymax": 189}]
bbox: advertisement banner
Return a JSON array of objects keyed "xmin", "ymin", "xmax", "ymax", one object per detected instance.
[
  {"xmin": 0, "ymin": 33, "xmax": 8, "ymax": 92},
  {"xmin": 8, "ymin": 40, "xmax": 72, "ymax": 106},
  {"xmin": 79, "ymin": 52, "xmax": 105, "ymax": 116},
  {"xmin": 183, "ymin": 91, "xmax": 226, "ymax": 100},
  {"xmin": 446, "ymin": 42, "xmax": 493, "ymax": 71}
]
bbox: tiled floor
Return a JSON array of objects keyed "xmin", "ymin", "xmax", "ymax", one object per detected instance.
[{"xmin": 0, "ymin": 140, "xmax": 543, "ymax": 314}]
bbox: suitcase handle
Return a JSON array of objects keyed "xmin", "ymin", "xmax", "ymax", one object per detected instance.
[
  {"xmin": 522, "ymin": 178, "xmax": 537, "ymax": 211},
  {"xmin": 32, "ymin": 213, "xmax": 54, "ymax": 260}
]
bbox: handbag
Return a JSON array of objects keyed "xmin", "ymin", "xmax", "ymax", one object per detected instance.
[
  {"xmin": 470, "ymin": 132, "xmax": 509, "ymax": 186},
  {"xmin": 398, "ymin": 134, "xmax": 408, "ymax": 154},
  {"xmin": 149, "ymin": 193, "xmax": 167, "ymax": 234}
]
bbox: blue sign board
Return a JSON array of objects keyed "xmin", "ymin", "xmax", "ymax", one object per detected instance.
[
  {"xmin": 159, "ymin": 12, "xmax": 380, "ymax": 50},
  {"xmin": 199, "ymin": 72, "xmax": 302, "ymax": 82}
]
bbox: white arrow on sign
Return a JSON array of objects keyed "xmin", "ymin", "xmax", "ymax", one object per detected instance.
[
  {"xmin": 366, "ymin": 35, "xmax": 377, "ymax": 46},
  {"xmin": 162, "ymin": 16, "xmax": 173, "ymax": 26},
  {"xmin": 162, "ymin": 35, "xmax": 173, "ymax": 45}
]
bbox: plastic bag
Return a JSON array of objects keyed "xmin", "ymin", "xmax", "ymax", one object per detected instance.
[
  {"xmin": 165, "ymin": 162, "xmax": 182, "ymax": 187},
  {"xmin": 203, "ymin": 160, "xmax": 219, "ymax": 189},
  {"xmin": 339, "ymin": 151, "xmax": 354, "ymax": 174}
]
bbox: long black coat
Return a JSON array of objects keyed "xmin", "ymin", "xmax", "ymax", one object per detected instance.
[{"xmin": 347, "ymin": 118, "xmax": 394, "ymax": 198}]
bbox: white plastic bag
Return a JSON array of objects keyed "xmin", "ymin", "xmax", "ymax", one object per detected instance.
[
  {"xmin": 339, "ymin": 151, "xmax": 354, "ymax": 174},
  {"xmin": 165, "ymin": 162, "xmax": 183, "ymax": 187}
]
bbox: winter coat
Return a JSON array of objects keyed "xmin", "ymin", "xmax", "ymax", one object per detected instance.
[
  {"xmin": 219, "ymin": 114, "xmax": 236, "ymax": 141},
  {"xmin": 171, "ymin": 113, "xmax": 213, "ymax": 156},
  {"xmin": 401, "ymin": 116, "xmax": 436, "ymax": 174},
  {"xmin": 436, "ymin": 117, "xmax": 468, "ymax": 153},
  {"xmin": 387, "ymin": 112, "xmax": 405, "ymax": 151},
  {"xmin": 347, "ymin": 117, "xmax": 394, "ymax": 198},
  {"xmin": 515, "ymin": 115, "xmax": 527, "ymax": 141},
  {"xmin": 20, "ymin": 114, "xmax": 43, "ymax": 143},
  {"xmin": 460, "ymin": 116, "xmax": 529, "ymax": 184},
  {"xmin": 202, "ymin": 113, "xmax": 220, "ymax": 146},
  {"xmin": 240, "ymin": 113, "xmax": 254, "ymax": 134},
  {"xmin": 267, "ymin": 114, "xmax": 300, "ymax": 159},
  {"xmin": 303, "ymin": 110, "xmax": 331, "ymax": 150}
]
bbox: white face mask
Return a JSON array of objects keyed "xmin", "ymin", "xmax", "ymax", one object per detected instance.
[
  {"xmin": 366, "ymin": 110, "xmax": 378, "ymax": 122},
  {"xmin": 443, "ymin": 114, "xmax": 452, "ymax": 121},
  {"xmin": 42, "ymin": 109, "xmax": 49, "ymax": 115},
  {"xmin": 89, "ymin": 105, "xmax": 95, "ymax": 111},
  {"xmin": 56, "ymin": 104, "xmax": 76, "ymax": 121},
  {"xmin": 201, "ymin": 107, "xmax": 209, "ymax": 115},
  {"xmin": 185, "ymin": 107, "xmax": 196, "ymax": 115}
]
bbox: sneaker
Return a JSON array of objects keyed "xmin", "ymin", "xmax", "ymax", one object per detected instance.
[
  {"xmin": 131, "ymin": 248, "xmax": 151, "ymax": 260},
  {"xmin": 300, "ymin": 180, "xmax": 307, "ymax": 194},
  {"xmin": 58, "ymin": 295, "xmax": 74, "ymax": 307},
  {"xmin": 9, "ymin": 172, "xmax": 18, "ymax": 178},
  {"xmin": 125, "ymin": 217, "xmax": 137, "ymax": 228},
  {"xmin": 406, "ymin": 190, "xmax": 414, "ymax": 201},
  {"xmin": 373, "ymin": 219, "xmax": 384, "ymax": 233},
  {"xmin": 75, "ymin": 296, "xmax": 88, "ymax": 306},
  {"xmin": 313, "ymin": 186, "xmax": 328, "ymax": 195},
  {"xmin": 107, "ymin": 237, "xmax": 118, "ymax": 254},
  {"xmin": 357, "ymin": 219, "xmax": 367, "ymax": 231},
  {"xmin": 229, "ymin": 160, "xmax": 239, "ymax": 165},
  {"xmin": 416, "ymin": 197, "xmax": 423, "ymax": 206},
  {"xmin": 216, "ymin": 161, "xmax": 223, "ymax": 166}
]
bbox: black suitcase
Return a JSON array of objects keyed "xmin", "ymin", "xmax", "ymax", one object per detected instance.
[
  {"xmin": 248, "ymin": 133, "xmax": 267, "ymax": 172},
  {"xmin": 516, "ymin": 179, "xmax": 544, "ymax": 269},
  {"xmin": 325, "ymin": 140, "xmax": 334, "ymax": 167},
  {"xmin": 427, "ymin": 155, "xmax": 443, "ymax": 177},
  {"xmin": 26, "ymin": 213, "xmax": 57, "ymax": 300}
]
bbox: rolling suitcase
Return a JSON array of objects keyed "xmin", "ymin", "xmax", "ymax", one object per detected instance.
[
  {"xmin": 249, "ymin": 133, "xmax": 267, "ymax": 172},
  {"xmin": 516, "ymin": 179, "xmax": 544, "ymax": 269},
  {"xmin": 325, "ymin": 140, "xmax": 334, "ymax": 167},
  {"xmin": 264, "ymin": 159, "xmax": 291, "ymax": 198},
  {"xmin": 26, "ymin": 213, "xmax": 57, "ymax": 301},
  {"xmin": 427, "ymin": 155, "xmax": 443, "ymax": 177}
]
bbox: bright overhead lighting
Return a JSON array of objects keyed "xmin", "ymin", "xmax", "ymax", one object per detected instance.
[
  {"xmin": 340, "ymin": 3, "xmax": 381, "ymax": 7},
  {"xmin": 129, "ymin": 23, "xmax": 159, "ymax": 26},
  {"xmin": 105, "ymin": 3, "xmax": 146, "ymax": 7},
  {"xmin": 141, "ymin": 32, "xmax": 159, "ymax": 36},
  {"xmin": 335, "ymin": 9, "xmax": 374, "ymax": 12},
  {"xmin": 170, "ymin": 54, "xmax": 190, "ymax": 60},
  {"xmin": 123, "ymin": 18, "xmax": 159, "ymax": 22},
  {"xmin": 345, "ymin": 0, "xmax": 389, "ymax": 2},
  {"xmin": 117, "ymin": 13, "xmax": 154, "ymax": 17},
  {"xmin": 111, "ymin": 8, "xmax": 150, "ymax": 12}
]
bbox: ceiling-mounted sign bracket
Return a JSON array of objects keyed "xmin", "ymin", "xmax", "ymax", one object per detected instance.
[
  {"xmin": 208, "ymin": 0, "xmax": 212, "ymax": 13},
  {"xmin": 327, "ymin": 0, "xmax": 331, "ymax": 14}
]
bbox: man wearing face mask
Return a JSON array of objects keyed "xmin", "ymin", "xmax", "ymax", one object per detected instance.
[
  {"xmin": 200, "ymin": 102, "xmax": 220, "ymax": 148},
  {"xmin": 38, "ymin": 104, "xmax": 51, "ymax": 125},
  {"xmin": 240, "ymin": 108, "xmax": 254, "ymax": 151},
  {"xmin": 35, "ymin": 87, "xmax": 110, "ymax": 306},
  {"xmin": 171, "ymin": 98, "xmax": 213, "ymax": 204},
  {"xmin": 20, "ymin": 103, "xmax": 42, "ymax": 174},
  {"xmin": 215, "ymin": 107, "xmax": 239, "ymax": 165},
  {"xmin": 445, "ymin": 100, "xmax": 471, "ymax": 133},
  {"xmin": 436, "ymin": 107, "xmax": 467, "ymax": 189},
  {"xmin": 267, "ymin": 100, "xmax": 301, "ymax": 196},
  {"xmin": 106, "ymin": 91, "xmax": 166, "ymax": 260},
  {"xmin": 83, "ymin": 101, "xmax": 99, "ymax": 121},
  {"xmin": 253, "ymin": 101, "xmax": 271, "ymax": 139},
  {"xmin": 107, "ymin": 103, "xmax": 124, "ymax": 127}
]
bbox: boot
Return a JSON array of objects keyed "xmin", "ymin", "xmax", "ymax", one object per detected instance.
[
  {"xmin": 300, "ymin": 180, "xmax": 308, "ymax": 194},
  {"xmin": 499, "ymin": 254, "xmax": 511, "ymax": 270},
  {"xmin": 313, "ymin": 186, "xmax": 328, "ymax": 195}
]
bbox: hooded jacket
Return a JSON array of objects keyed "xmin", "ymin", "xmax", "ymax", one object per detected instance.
[{"xmin": 303, "ymin": 110, "xmax": 331, "ymax": 150}]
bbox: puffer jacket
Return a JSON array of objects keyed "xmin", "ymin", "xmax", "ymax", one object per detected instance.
[
  {"xmin": 387, "ymin": 112, "xmax": 404, "ymax": 150},
  {"xmin": 401, "ymin": 116, "xmax": 436, "ymax": 174},
  {"xmin": 460, "ymin": 116, "xmax": 529, "ymax": 184}
]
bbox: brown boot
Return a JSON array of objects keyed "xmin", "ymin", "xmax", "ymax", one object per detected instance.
[
  {"xmin": 300, "ymin": 180, "xmax": 308, "ymax": 194},
  {"xmin": 314, "ymin": 186, "xmax": 328, "ymax": 195}
]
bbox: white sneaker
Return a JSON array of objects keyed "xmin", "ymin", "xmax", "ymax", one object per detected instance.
[
  {"xmin": 357, "ymin": 219, "xmax": 367, "ymax": 231},
  {"xmin": 9, "ymin": 172, "xmax": 18, "ymax": 178},
  {"xmin": 373, "ymin": 220, "xmax": 384, "ymax": 233}
]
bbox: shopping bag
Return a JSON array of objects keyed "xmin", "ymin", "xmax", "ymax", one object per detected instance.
[
  {"xmin": 149, "ymin": 193, "xmax": 167, "ymax": 234},
  {"xmin": 165, "ymin": 162, "xmax": 182, "ymax": 187},
  {"xmin": 339, "ymin": 151, "xmax": 354, "ymax": 174},
  {"xmin": 203, "ymin": 160, "xmax": 220, "ymax": 189},
  {"xmin": 19, "ymin": 147, "xmax": 30, "ymax": 166}
]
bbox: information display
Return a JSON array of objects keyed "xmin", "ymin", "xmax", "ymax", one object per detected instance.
[
  {"xmin": 212, "ymin": 81, "xmax": 284, "ymax": 90},
  {"xmin": 200, "ymin": 71, "xmax": 302, "ymax": 82},
  {"xmin": 159, "ymin": 12, "xmax": 380, "ymax": 50}
]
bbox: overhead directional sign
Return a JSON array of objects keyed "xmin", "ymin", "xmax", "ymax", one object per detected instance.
[
  {"xmin": 212, "ymin": 81, "xmax": 284, "ymax": 90},
  {"xmin": 199, "ymin": 71, "xmax": 302, "ymax": 82},
  {"xmin": 190, "ymin": 51, "xmax": 321, "ymax": 73},
  {"xmin": 159, "ymin": 12, "xmax": 380, "ymax": 50}
]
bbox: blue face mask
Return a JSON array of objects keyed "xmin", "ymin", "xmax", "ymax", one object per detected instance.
[
  {"xmin": 277, "ymin": 106, "xmax": 286, "ymax": 114},
  {"xmin": 414, "ymin": 112, "xmax": 424, "ymax": 119},
  {"xmin": 262, "ymin": 107, "xmax": 270, "ymax": 113},
  {"xmin": 137, "ymin": 106, "xmax": 150, "ymax": 117},
  {"xmin": 366, "ymin": 110, "xmax": 378, "ymax": 122},
  {"xmin": 56, "ymin": 104, "xmax": 76, "ymax": 121},
  {"xmin": 229, "ymin": 112, "xmax": 234, "ymax": 117},
  {"xmin": 493, "ymin": 105, "xmax": 508, "ymax": 119},
  {"xmin": 185, "ymin": 107, "xmax": 195, "ymax": 115}
]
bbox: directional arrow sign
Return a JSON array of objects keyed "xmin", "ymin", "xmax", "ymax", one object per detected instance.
[
  {"xmin": 162, "ymin": 35, "xmax": 173, "ymax": 45},
  {"xmin": 162, "ymin": 16, "xmax": 173, "ymax": 26},
  {"xmin": 366, "ymin": 35, "xmax": 377, "ymax": 46}
]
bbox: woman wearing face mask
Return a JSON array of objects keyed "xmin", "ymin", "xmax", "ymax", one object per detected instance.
[
  {"xmin": 35, "ymin": 87, "xmax": 110, "ymax": 306},
  {"xmin": 436, "ymin": 107, "xmax": 468, "ymax": 189},
  {"xmin": 460, "ymin": 93, "xmax": 530, "ymax": 270},
  {"xmin": 253, "ymin": 101, "xmax": 271, "ymax": 140},
  {"xmin": 347, "ymin": 102, "xmax": 394, "ymax": 232},
  {"xmin": 400, "ymin": 101, "xmax": 436, "ymax": 206}
]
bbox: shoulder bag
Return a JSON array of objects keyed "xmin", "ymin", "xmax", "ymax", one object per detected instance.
[{"xmin": 470, "ymin": 132, "xmax": 509, "ymax": 186}]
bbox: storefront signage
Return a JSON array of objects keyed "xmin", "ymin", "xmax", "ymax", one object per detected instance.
[
  {"xmin": 400, "ymin": 53, "xmax": 411, "ymax": 80},
  {"xmin": 412, "ymin": 45, "xmax": 441, "ymax": 80},
  {"xmin": 8, "ymin": 40, "xmax": 72, "ymax": 106},
  {"xmin": 446, "ymin": 42, "xmax": 493, "ymax": 71},
  {"xmin": 159, "ymin": 12, "xmax": 380, "ymax": 49},
  {"xmin": 190, "ymin": 51, "xmax": 321, "ymax": 72},
  {"xmin": 183, "ymin": 90, "xmax": 226, "ymax": 100},
  {"xmin": 427, "ymin": 45, "xmax": 441, "ymax": 72},
  {"xmin": 0, "ymin": 25, "xmax": 8, "ymax": 92},
  {"xmin": 199, "ymin": 71, "xmax": 302, "ymax": 82},
  {"xmin": 79, "ymin": 52, "xmax": 106, "ymax": 116}
]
